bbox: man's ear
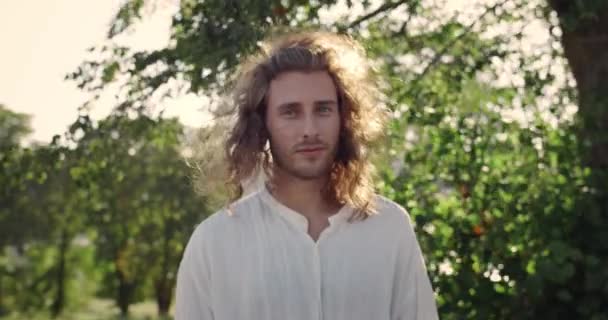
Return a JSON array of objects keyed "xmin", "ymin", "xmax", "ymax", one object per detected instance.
[
  {"xmin": 260, "ymin": 128, "xmax": 271, "ymax": 151},
  {"xmin": 257, "ymin": 101, "xmax": 270, "ymax": 150}
]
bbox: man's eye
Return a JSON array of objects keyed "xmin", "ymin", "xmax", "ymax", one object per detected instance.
[
  {"xmin": 318, "ymin": 105, "xmax": 332, "ymax": 113},
  {"xmin": 281, "ymin": 109, "xmax": 296, "ymax": 116}
]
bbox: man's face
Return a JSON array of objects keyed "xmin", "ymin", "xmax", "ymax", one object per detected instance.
[{"xmin": 265, "ymin": 71, "xmax": 341, "ymax": 181}]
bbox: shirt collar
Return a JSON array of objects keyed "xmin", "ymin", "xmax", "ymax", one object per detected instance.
[{"xmin": 259, "ymin": 184, "xmax": 352, "ymax": 234}]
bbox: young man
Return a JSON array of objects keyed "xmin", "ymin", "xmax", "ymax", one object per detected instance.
[{"xmin": 175, "ymin": 31, "xmax": 438, "ymax": 319}]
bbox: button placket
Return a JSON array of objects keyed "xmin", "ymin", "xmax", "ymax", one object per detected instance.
[{"xmin": 313, "ymin": 242, "xmax": 322, "ymax": 319}]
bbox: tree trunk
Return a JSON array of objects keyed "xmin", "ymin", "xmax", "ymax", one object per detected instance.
[
  {"xmin": 547, "ymin": 0, "xmax": 608, "ymax": 317},
  {"xmin": 548, "ymin": 2, "xmax": 608, "ymax": 228},
  {"xmin": 155, "ymin": 277, "xmax": 173, "ymax": 317},
  {"xmin": 549, "ymin": 1, "xmax": 608, "ymax": 173},
  {"xmin": 116, "ymin": 270, "xmax": 135, "ymax": 318},
  {"xmin": 0, "ymin": 274, "xmax": 6, "ymax": 317},
  {"xmin": 156, "ymin": 223, "xmax": 173, "ymax": 317},
  {"xmin": 51, "ymin": 230, "xmax": 69, "ymax": 318}
]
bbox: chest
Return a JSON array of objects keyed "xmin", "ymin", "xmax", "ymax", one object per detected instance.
[{"xmin": 208, "ymin": 221, "xmax": 398, "ymax": 318}]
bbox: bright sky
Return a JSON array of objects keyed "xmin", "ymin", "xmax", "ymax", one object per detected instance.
[
  {"xmin": 0, "ymin": 0, "xmax": 569, "ymax": 145},
  {"xmin": 0, "ymin": 0, "xmax": 209, "ymax": 145}
]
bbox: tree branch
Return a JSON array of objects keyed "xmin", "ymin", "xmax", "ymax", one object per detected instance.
[
  {"xmin": 347, "ymin": 0, "xmax": 410, "ymax": 29},
  {"xmin": 416, "ymin": 0, "xmax": 512, "ymax": 80}
]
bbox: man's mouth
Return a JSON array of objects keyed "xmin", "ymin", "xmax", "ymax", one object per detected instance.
[{"xmin": 296, "ymin": 146, "xmax": 326, "ymax": 154}]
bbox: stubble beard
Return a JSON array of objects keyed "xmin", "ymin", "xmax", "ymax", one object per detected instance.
[{"xmin": 269, "ymin": 143, "xmax": 337, "ymax": 181}]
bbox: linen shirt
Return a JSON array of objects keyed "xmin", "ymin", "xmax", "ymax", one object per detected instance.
[{"xmin": 175, "ymin": 187, "xmax": 438, "ymax": 320}]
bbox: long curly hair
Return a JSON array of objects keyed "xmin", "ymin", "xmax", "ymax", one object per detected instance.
[{"xmin": 224, "ymin": 30, "xmax": 388, "ymax": 220}]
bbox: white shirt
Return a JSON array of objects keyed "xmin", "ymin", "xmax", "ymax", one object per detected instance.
[{"xmin": 175, "ymin": 187, "xmax": 438, "ymax": 320}]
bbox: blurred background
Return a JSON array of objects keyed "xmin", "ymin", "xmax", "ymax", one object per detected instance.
[{"xmin": 1, "ymin": 0, "xmax": 606, "ymax": 319}]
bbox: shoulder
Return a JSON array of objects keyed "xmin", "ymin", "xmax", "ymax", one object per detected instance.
[
  {"xmin": 204, "ymin": 190, "xmax": 263, "ymax": 224},
  {"xmin": 367, "ymin": 194, "xmax": 417, "ymax": 235},
  {"xmin": 187, "ymin": 190, "xmax": 264, "ymax": 246},
  {"xmin": 370, "ymin": 195, "xmax": 425, "ymax": 255},
  {"xmin": 373, "ymin": 194, "xmax": 413, "ymax": 223}
]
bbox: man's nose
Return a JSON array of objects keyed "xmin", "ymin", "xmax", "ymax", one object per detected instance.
[{"xmin": 302, "ymin": 113, "xmax": 319, "ymax": 138}]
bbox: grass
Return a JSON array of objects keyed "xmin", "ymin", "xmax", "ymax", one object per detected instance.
[{"xmin": 3, "ymin": 299, "xmax": 172, "ymax": 320}]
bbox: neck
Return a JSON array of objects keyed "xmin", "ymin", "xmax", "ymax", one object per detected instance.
[{"xmin": 267, "ymin": 168, "xmax": 340, "ymax": 219}]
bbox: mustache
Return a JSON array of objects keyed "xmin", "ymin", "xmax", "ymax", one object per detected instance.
[{"xmin": 293, "ymin": 139, "xmax": 327, "ymax": 151}]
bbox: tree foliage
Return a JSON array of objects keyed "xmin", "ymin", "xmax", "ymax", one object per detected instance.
[{"xmin": 3, "ymin": 0, "xmax": 608, "ymax": 318}]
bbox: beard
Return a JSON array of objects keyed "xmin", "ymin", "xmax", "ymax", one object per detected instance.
[{"xmin": 269, "ymin": 140, "xmax": 337, "ymax": 181}]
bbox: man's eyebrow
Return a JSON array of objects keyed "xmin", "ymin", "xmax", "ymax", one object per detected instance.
[
  {"xmin": 276, "ymin": 100, "xmax": 337, "ymax": 109},
  {"xmin": 315, "ymin": 100, "xmax": 338, "ymax": 105},
  {"xmin": 277, "ymin": 102, "xmax": 301, "ymax": 109}
]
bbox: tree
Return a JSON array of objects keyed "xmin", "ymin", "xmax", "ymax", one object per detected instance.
[
  {"xmin": 0, "ymin": 105, "xmax": 37, "ymax": 316},
  {"xmin": 0, "ymin": 104, "xmax": 33, "ymax": 249},
  {"xmin": 67, "ymin": 109, "xmax": 207, "ymax": 317},
  {"xmin": 548, "ymin": 0, "xmax": 608, "ymax": 172},
  {"xmin": 67, "ymin": 0, "xmax": 607, "ymax": 318},
  {"xmin": 0, "ymin": 106, "xmax": 83, "ymax": 317},
  {"xmin": 0, "ymin": 104, "xmax": 31, "ymax": 149},
  {"xmin": 544, "ymin": 3, "xmax": 608, "ymax": 315}
]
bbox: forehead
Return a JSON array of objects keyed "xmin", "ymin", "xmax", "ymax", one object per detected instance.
[{"xmin": 266, "ymin": 71, "xmax": 338, "ymax": 109}]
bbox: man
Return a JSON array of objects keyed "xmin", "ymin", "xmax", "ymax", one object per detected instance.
[{"xmin": 175, "ymin": 31, "xmax": 438, "ymax": 320}]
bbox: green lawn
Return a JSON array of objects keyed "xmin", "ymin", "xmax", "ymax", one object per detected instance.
[{"xmin": 4, "ymin": 299, "xmax": 171, "ymax": 320}]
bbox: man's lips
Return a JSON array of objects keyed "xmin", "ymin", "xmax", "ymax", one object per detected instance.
[{"xmin": 296, "ymin": 146, "xmax": 326, "ymax": 153}]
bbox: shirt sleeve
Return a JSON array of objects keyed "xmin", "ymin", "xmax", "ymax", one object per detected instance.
[
  {"xmin": 175, "ymin": 223, "xmax": 214, "ymax": 320},
  {"xmin": 391, "ymin": 210, "xmax": 439, "ymax": 320}
]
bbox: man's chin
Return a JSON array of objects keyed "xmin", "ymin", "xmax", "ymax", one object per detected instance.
[
  {"xmin": 272, "ymin": 155, "xmax": 334, "ymax": 180},
  {"xmin": 287, "ymin": 165, "xmax": 332, "ymax": 181}
]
